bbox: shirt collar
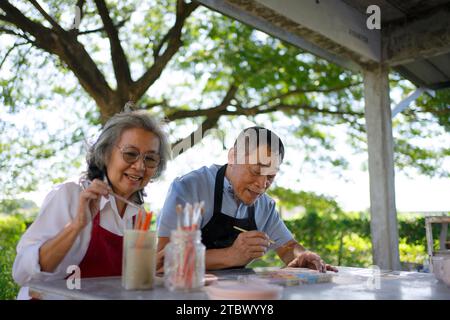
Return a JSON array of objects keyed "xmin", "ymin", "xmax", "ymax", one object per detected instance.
[
  {"xmin": 223, "ymin": 175, "xmax": 247, "ymax": 207},
  {"xmin": 99, "ymin": 195, "xmax": 139, "ymax": 219},
  {"xmin": 223, "ymin": 175, "xmax": 234, "ymax": 196},
  {"xmin": 99, "ymin": 195, "xmax": 110, "ymax": 212}
]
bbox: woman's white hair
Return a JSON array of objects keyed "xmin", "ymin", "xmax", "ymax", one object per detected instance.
[{"xmin": 84, "ymin": 109, "xmax": 171, "ymax": 203}]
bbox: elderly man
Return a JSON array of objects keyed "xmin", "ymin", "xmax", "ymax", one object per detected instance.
[{"xmin": 157, "ymin": 126, "xmax": 337, "ymax": 272}]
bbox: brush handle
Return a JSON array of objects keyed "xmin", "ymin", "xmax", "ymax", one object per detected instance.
[
  {"xmin": 80, "ymin": 179, "xmax": 145, "ymax": 213},
  {"xmin": 233, "ymin": 226, "xmax": 276, "ymax": 244}
]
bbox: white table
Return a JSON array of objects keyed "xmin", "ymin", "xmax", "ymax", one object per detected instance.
[{"xmin": 27, "ymin": 267, "xmax": 450, "ymax": 300}]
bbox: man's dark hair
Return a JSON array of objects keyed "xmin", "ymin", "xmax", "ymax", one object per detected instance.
[{"xmin": 233, "ymin": 126, "xmax": 285, "ymax": 162}]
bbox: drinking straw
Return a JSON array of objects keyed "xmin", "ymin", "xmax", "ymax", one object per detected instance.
[
  {"xmin": 183, "ymin": 203, "xmax": 192, "ymax": 230},
  {"xmin": 182, "ymin": 236, "xmax": 195, "ymax": 289},
  {"xmin": 136, "ymin": 211, "xmax": 153, "ymax": 248},
  {"xmin": 191, "ymin": 203, "xmax": 198, "ymax": 231},
  {"xmin": 197, "ymin": 201, "xmax": 205, "ymax": 228},
  {"xmin": 191, "ymin": 201, "xmax": 204, "ymax": 230},
  {"xmin": 188, "ymin": 204, "xmax": 194, "ymax": 231},
  {"xmin": 175, "ymin": 204, "xmax": 186, "ymax": 284},
  {"xmin": 185, "ymin": 247, "xmax": 195, "ymax": 289},
  {"xmin": 141, "ymin": 211, "xmax": 153, "ymax": 231},
  {"xmin": 176, "ymin": 204, "xmax": 183, "ymax": 230},
  {"xmin": 135, "ymin": 210, "xmax": 143, "ymax": 230},
  {"xmin": 233, "ymin": 226, "xmax": 276, "ymax": 244}
]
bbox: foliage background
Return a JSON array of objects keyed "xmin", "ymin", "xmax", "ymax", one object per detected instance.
[
  {"xmin": 1, "ymin": 0, "xmax": 449, "ymax": 196},
  {"xmin": 247, "ymin": 187, "xmax": 438, "ymax": 269},
  {"xmin": 0, "ymin": 200, "xmax": 37, "ymax": 300}
]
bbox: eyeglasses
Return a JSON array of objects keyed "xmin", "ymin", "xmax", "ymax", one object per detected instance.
[{"xmin": 115, "ymin": 145, "xmax": 160, "ymax": 169}]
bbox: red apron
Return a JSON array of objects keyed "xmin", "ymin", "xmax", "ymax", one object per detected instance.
[{"xmin": 78, "ymin": 212, "xmax": 123, "ymax": 278}]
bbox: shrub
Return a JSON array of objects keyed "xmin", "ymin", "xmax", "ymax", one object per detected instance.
[
  {"xmin": 250, "ymin": 210, "xmax": 436, "ymax": 270},
  {"xmin": 0, "ymin": 214, "xmax": 27, "ymax": 300}
]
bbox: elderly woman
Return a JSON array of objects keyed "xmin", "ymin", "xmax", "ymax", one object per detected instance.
[{"xmin": 12, "ymin": 110, "xmax": 170, "ymax": 299}]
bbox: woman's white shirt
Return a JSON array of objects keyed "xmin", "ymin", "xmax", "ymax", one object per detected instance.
[{"xmin": 12, "ymin": 181, "xmax": 138, "ymax": 299}]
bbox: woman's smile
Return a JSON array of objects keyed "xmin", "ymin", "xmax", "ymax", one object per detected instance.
[{"xmin": 124, "ymin": 172, "xmax": 143, "ymax": 182}]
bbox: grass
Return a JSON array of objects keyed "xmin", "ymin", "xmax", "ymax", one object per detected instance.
[{"xmin": 0, "ymin": 214, "xmax": 27, "ymax": 300}]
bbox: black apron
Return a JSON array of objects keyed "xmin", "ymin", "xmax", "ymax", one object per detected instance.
[{"xmin": 201, "ymin": 164, "xmax": 257, "ymax": 252}]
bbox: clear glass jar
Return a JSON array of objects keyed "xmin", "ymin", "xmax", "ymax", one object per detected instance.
[{"xmin": 164, "ymin": 230, "xmax": 205, "ymax": 292}]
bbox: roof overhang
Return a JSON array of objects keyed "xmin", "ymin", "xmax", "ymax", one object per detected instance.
[{"xmin": 197, "ymin": 0, "xmax": 450, "ymax": 89}]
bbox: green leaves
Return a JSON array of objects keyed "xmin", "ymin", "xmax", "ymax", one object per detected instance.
[
  {"xmin": 268, "ymin": 186, "xmax": 342, "ymax": 214},
  {"xmin": 415, "ymin": 88, "xmax": 450, "ymax": 132},
  {"xmin": 0, "ymin": 0, "xmax": 449, "ymax": 196},
  {"xmin": 394, "ymin": 137, "xmax": 450, "ymax": 178},
  {"xmin": 251, "ymin": 186, "xmax": 432, "ymax": 268}
]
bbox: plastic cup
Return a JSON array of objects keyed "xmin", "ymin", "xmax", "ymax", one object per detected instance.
[{"xmin": 121, "ymin": 229, "xmax": 157, "ymax": 290}]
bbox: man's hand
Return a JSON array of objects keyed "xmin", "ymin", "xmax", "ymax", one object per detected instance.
[
  {"xmin": 227, "ymin": 230, "xmax": 270, "ymax": 266},
  {"xmin": 287, "ymin": 251, "xmax": 338, "ymax": 273}
]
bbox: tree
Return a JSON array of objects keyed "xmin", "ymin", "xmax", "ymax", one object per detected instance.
[{"xmin": 1, "ymin": 0, "xmax": 449, "ymax": 195}]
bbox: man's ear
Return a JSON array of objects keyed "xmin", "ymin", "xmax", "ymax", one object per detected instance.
[{"xmin": 228, "ymin": 147, "xmax": 235, "ymax": 164}]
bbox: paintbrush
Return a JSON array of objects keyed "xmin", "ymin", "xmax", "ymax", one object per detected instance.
[
  {"xmin": 233, "ymin": 226, "xmax": 276, "ymax": 244},
  {"xmin": 80, "ymin": 179, "xmax": 146, "ymax": 213},
  {"xmin": 108, "ymin": 189, "xmax": 146, "ymax": 213}
]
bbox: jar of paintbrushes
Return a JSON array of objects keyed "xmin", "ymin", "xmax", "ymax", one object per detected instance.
[{"xmin": 164, "ymin": 202, "xmax": 205, "ymax": 292}]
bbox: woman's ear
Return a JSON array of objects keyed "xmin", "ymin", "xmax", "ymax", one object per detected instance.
[{"xmin": 228, "ymin": 147, "xmax": 235, "ymax": 165}]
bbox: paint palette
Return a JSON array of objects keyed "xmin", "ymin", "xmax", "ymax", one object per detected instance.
[
  {"xmin": 155, "ymin": 273, "xmax": 218, "ymax": 287},
  {"xmin": 255, "ymin": 267, "xmax": 334, "ymax": 286},
  {"xmin": 205, "ymin": 280, "xmax": 283, "ymax": 300},
  {"xmin": 204, "ymin": 274, "xmax": 219, "ymax": 286}
]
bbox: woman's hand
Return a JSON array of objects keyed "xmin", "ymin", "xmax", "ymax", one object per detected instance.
[
  {"xmin": 72, "ymin": 179, "xmax": 110, "ymax": 231},
  {"xmin": 39, "ymin": 179, "xmax": 110, "ymax": 273}
]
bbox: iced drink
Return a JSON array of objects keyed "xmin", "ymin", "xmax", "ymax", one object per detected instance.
[{"xmin": 122, "ymin": 230, "xmax": 156, "ymax": 290}]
